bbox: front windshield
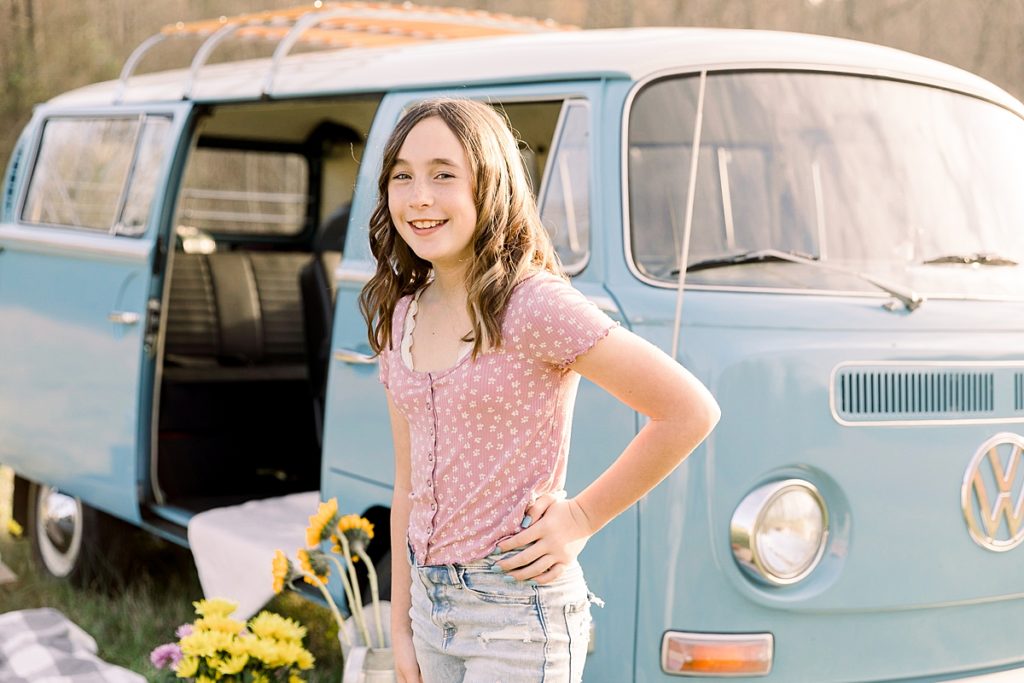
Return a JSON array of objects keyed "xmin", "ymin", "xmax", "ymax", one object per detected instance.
[{"xmin": 627, "ymin": 71, "xmax": 1024, "ymax": 299}]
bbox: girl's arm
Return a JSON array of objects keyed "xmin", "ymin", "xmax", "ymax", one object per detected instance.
[
  {"xmin": 497, "ymin": 326, "xmax": 721, "ymax": 583},
  {"xmin": 386, "ymin": 391, "xmax": 421, "ymax": 683}
]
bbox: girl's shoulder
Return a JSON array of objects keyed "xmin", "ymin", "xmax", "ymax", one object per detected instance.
[
  {"xmin": 504, "ymin": 269, "xmax": 600, "ymax": 329},
  {"xmin": 507, "ymin": 269, "xmax": 571, "ymax": 307}
]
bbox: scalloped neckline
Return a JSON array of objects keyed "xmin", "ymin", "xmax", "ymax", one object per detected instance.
[{"xmin": 401, "ymin": 284, "xmax": 473, "ymax": 375}]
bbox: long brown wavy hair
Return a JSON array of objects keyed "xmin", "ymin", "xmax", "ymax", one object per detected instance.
[{"xmin": 359, "ymin": 98, "xmax": 562, "ymax": 358}]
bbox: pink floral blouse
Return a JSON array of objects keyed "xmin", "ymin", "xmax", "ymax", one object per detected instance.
[{"xmin": 378, "ymin": 271, "xmax": 618, "ymax": 566}]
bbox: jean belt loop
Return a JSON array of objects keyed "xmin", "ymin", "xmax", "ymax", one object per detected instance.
[{"xmin": 447, "ymin": 564, "xmax": 460, "ymax": 585}]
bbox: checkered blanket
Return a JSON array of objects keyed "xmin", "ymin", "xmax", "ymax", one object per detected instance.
[{"xmin": 0, "ymin": 608, "xmax": 144, "ymax": 682}]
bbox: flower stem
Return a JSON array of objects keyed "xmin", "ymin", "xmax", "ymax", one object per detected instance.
[
  {"xmin": 355, "ymin": 546, "xmax": 385, "ymax": 648},
  {"xmin": 299, "ymin": 570, "xmax": 351, "ymax": 647},
  {"xmin": 327, "ymin": 551, "xmax": 372, "ymax": 647}
]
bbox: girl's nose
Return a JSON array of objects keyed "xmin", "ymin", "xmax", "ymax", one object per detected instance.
[{"xmin": 410, "ymin": 179, "xmax": 433, "ymax": 207}]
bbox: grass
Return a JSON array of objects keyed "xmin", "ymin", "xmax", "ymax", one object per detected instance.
[{"xmin": 0, "ymin": 468, "xmax": 344, "ymax": 681}]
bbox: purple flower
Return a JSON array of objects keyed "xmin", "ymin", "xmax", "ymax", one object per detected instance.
[
  {"xmin": 175, "ymin": 623, "xmax": 194, "ymax": 638},
  {"xmin": 149, "ymin": 643, "xmax": 183, "ymax": 669}
]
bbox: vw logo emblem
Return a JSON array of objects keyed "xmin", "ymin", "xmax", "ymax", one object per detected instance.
[{"xmin": 961, "ymin": 432, "xmax": 1024, "ymax": 552}]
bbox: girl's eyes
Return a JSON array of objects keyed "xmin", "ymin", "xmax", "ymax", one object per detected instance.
[{"xmin": 390, "ymin": 170, "xmax": 456, "ymax": 181}]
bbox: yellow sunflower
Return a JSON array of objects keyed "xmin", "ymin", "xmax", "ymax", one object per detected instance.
[
  {"xmin": 296, "ymin": 548, "xmax": 330, "ymax": 586},
  {"xmin": 333, "ymin": 514, "xmax": 374, "ymax": 559},
  {"xmin": 271, "ymin": 549, "xmax": 294, "ymax": 594},
  {"xmin": 305, "ymin": 498, "xmax": 338, "ymax": 548}
]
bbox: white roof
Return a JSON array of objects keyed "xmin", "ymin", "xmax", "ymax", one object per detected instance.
[{"xmin": 49, "ymin": 27, "xmax": 1021, "ymax": 112}]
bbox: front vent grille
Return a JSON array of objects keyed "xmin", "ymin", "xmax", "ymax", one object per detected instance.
[
  {"xmin": 832, "ymin": 363, "xmax": 1024, "ymax": 424},
  {"xmin": 838, "ymin": 371, "xmax": 993, "ymax": 415}
]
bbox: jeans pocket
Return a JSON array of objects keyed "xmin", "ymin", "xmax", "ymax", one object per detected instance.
[
  {"xmin": 563, "ymin": 597, "xmax": 592, "ymax": 683},
  {"xmin": 460, "ymin": 569, "xmax": 536, "ymax": 605}
]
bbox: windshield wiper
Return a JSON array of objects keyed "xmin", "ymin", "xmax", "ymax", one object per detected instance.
[
  {"xmin": 921, "ymin": 252, "xmax": 1018, "ymax": 267},
  {"xmin": 683, "ymin": 249, "xmax": 820, "ymax": 273},
  {"xmin": 675, "ymin": 248, "xmax": 925, "ymax": 312}
]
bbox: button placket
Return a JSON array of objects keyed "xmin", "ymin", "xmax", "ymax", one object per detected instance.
[{"xmin": 423, "ymin": 373, "xmax": 441, "ymax": 558}]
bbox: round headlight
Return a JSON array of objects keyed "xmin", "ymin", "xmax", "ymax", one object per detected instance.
[{"xmin": 731, "ymin": 479, "xmax": 829, "ymax": 585}]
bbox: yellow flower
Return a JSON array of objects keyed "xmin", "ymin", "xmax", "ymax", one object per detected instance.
[
  {"xmin": 194, "ymin": 614, "xmax": 245, "ymax": 635},
  {"xmin": 174, "ymin": 655, "xmax": 199, "ymax": 678},
  {"xmin": 225, "ymin": 636, "xmax": 251, "ymax": 658},
  {"xmin": 296, "ymin": 647, "xmax": 315, "ymax": 670},
  {"xmin": 332, "ymin": 514, "xmax": 374, "ymax": 561},
  {"xmin": 290, "ymin": 674, "xmax": 306, "ymax": 683},
  {"xmin": 306, "ymin": 498, "xmax": 338, "ymax": 548},
  {"xmin": 248, "ymin": 637, "xmax": 288, "ymax": 668},
  {"xmin": 272, "ymin": 549, "xmax": 294, "ymax": 594},
  {"xmin": 276, "ymin": 640, "xmax": 314, "ymax": 669},
  {"xmin": 213, "ymin": 653, "xmax": 249, "ymax": 675},
  {"xmin": 6, "ymin": 519, "xmax": 23, "ymax": 538},
  {"xmin": 252, "ymin": 675, "xmax": 269, "ymax": 683},
  {"xmin": 296, "ymin": 548, "xmax": 329, "ymax": 586},
  {"xmin": 196, "ymin": 677, "xmax": 217, "ymax": 683},
  {"xmin": 193, "ymin": 597, "xmax": 238, "ymax": 619},
  {"xmin": 249, "ymin": 611, "xmax": 307, "ymax": 643},
  {"xmin": 180, "ymin": 629, "xmax": 234, "ymax": 658},
  {"xmin": 336, "ymin": 514, "xmax": 374, "ymax": 543}
]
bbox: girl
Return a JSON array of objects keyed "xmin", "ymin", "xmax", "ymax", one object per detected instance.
[{"xmin": 360, "ymin": 98, "xmax": 719, "ymax": 683}]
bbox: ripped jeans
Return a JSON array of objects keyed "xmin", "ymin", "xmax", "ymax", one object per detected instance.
[{"xmin": 408, "ymin": 546, "xmax": 601, "ymax": 683}]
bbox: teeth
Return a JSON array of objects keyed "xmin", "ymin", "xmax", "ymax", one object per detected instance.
[{"xmin": 411, "ymin": 219, "xmax": 445, "ymax": 229}]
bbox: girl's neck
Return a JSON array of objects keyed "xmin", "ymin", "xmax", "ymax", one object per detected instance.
[{"xmin": 428, "ymin": 262, "xmax": 469, "ymax": 303}]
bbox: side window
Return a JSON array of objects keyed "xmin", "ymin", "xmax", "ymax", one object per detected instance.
[
  {"xmin": 179, "ymin": 147, "xmax": 309, "ymax": 237},
  {"xmin": 538, "ymin": 100, "xmax": 590, "ymax": 272},
  {"xmin": 119, "ymin": 118, "xmax": 173, "ymax": 236},
  {"xmin": 20, "ymin": 116, "xmax": 171, "ymax": 234}
]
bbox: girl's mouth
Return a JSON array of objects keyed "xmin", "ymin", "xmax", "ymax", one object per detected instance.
[{"xmin": 410, "ymin": 219, "xmax": 447, "ymax": 233}]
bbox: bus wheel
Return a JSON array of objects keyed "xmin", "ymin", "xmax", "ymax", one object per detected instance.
[{"xmin": 26, "ymin": 482, "xmax": 130, "ymax": 589}]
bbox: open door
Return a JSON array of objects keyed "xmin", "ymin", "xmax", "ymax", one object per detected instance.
[{"xmin": 0, "ymin": 102, "xmax": 192, "ymax": 525}]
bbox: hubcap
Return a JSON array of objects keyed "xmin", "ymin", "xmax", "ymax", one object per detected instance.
[{"xmin": 35, "ymin": 486, "xmax": 83, "ymax": 577}]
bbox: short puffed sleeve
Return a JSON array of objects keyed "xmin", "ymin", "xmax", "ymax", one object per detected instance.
[{"xmin": 506, "ymin": 272, "xmax": 618, "ymax": 368}]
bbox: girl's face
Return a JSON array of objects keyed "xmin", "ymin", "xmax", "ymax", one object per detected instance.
[{"xmin": 388, "ymin": 116, "xmax": 478, "ymax": 272}]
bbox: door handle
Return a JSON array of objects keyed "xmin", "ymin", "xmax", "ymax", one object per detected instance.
[
  {"xmin": 334, "ymin": 348, "xmax": 377, "ymax": 365},
  {"xmin": 108, "ymin": 311, "xmax": 140, "ymax": 325}
]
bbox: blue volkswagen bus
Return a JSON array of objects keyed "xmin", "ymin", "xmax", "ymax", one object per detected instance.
[{"xmin": 2, "ymin": 7, "xmax": 1023, "ymax": 680}]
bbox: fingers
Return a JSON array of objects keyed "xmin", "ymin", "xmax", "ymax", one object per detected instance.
[
  {"xmin": 506, "ymin": 554, "xmax": 558, "ymax": 581},
  {"xmin": 523, "ymin": 490, "xmax": 567, "ymax": 526},
  {"xmin": 498, "ymin": 524, "xmax": 540, "ymax": 554},
  {"xmin": 529, "ymin": 562, "xmax": 566, "ymax": 585},
  {"xmin": 497, "ymin": 538, "xmax": 544, "ymax": 571}
]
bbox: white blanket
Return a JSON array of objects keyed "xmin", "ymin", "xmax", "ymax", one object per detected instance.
[
  {"xmin": 187, "ymin": 491, "xmax": 320, "ymax": 619},
  {"xmin": 0, "ymin": 608, "xmax": 145, "ymax": 683}
]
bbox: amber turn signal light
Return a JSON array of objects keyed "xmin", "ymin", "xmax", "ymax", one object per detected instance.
[{"xmin": 661, "ymin": 631, "xmax": 773, "ymax": 677}]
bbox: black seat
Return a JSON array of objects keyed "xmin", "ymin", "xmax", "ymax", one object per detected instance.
[
  {"xmin": 165, "ymin": 250, "xmax": 308, "ymax": 379},
  {"xmin": 300, "ymin": 203, "xmax": 349, "ymax": 443}
]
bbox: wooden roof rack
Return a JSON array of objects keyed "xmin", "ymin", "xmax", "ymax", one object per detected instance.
[{"xmin": 114, "ymin": 2, "xmax": 577, "ymax": 103}]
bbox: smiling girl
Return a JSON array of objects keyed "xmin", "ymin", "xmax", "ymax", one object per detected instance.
[{"xmin": 360, "ymin": 98, "xmax": 719, "ymax": 683}]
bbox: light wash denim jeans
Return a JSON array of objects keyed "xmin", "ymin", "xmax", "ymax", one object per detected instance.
[{"xmin": 408, "ymin": 545, "xmax": 600, "ymax": 682}]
